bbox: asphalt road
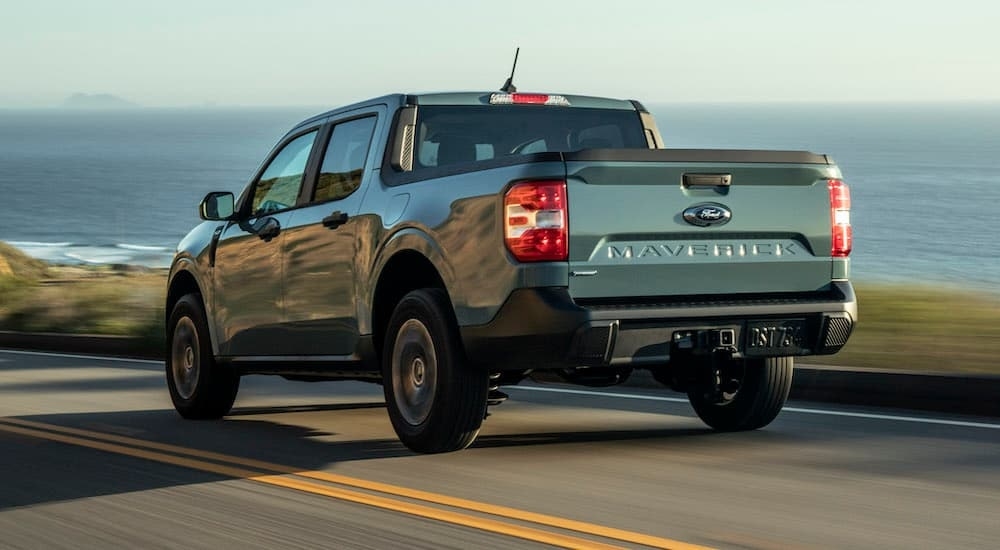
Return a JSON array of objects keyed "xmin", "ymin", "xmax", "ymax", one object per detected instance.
[{"xmin": 1, "ymin": 349, "xmax": 998, "ymax": 549}]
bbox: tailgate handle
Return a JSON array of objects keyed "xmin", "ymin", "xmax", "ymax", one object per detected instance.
[{"xmin": 683, "ymin": 173, "xmax": 732, "ymax": 187}]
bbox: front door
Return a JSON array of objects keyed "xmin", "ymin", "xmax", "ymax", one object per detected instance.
[{"xmin": 214, "ymin": 129, "xmax": 319, "ymax": 356}]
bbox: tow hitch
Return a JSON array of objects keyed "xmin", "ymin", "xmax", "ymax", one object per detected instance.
[
  {"xmin": 709, "ymin": 349, "xmax": 741, "ymax": 401},
  {"xmin": 671, "ymin": 329, "xmax": 742, "ymax": 402}
]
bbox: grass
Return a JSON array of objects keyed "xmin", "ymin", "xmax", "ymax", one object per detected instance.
[
  {"xmin": 2, "ymin": 272, "xmax": 166, "ymax": 337},
  {"xmin": 800, "ymin": 283, "xmax": 1000, "ymax": 374},
  {"xmin": 1, "ymin": 243, "xmax": 997, "ymax": 374},
  {"xmin": 0, "ymin": 244, "xmax": 165, "ymax": 348},
  {"xmin": 0, "ymin": 241, "xmax": 49, "ymax": 280}
]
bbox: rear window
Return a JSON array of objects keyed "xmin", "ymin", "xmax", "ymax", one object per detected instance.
[{"xmin": 414, "ymin": 106, "xmax": 647, "ymax": 168}]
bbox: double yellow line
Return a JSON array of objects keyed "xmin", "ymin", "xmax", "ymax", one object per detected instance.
[{"xmin": 0, "ymin": 416, "xmax": 711, "ymax": 550}]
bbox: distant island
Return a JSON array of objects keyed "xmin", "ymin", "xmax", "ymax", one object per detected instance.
[{"xmin": 60, "ymin": 93, "xmax": 138, "ymax": 109}]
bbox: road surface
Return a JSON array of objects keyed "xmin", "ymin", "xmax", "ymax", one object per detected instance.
[{"xmin": 1, "ymin": 349, "xmax": 998, "ymax": 549}]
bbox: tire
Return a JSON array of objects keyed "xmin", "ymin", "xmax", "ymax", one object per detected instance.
[
  {"xmin": 166, "ymin": 294, "xmax": 240, "ymax": 419},
  {"xmin": 687, "ymin": 356, "xmax": 793, "ymax": 431},
  {"xmin": 382, "ymin": 288, "xmax": 488, "ymax": 453}
]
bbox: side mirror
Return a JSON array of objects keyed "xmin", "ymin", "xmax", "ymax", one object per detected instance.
[{"xmin": 199, "ymin": 192, "xmax": 235, "ymax": 221}]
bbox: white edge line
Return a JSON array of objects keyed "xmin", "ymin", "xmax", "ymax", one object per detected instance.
[
  {"xmin": 781, "ymin": 406, "xmax": 1000, "ymax": 430},
  {"xmin": 0, "ymin": 349, "xmax": 162, "ymax": 366},
  {"xmin": 509, "ymin": 385, "xmax": 1000, "ymax": 430}
]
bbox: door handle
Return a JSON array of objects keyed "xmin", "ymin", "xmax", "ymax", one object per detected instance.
[
  {"xmin": 253, "ymin": 217, "xmax": 281, "ymax": 242},
  {"xmin": 322, "ymin": 210, "xmax": 349, "ymax": 229}
]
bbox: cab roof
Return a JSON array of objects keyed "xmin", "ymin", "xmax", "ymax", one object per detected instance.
[{"xmin": 293, "ymin": 92, "xmax": 643, "ymax": 133}]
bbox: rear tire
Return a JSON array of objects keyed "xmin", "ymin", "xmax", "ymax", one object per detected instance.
[
  {"xmin": 382, "ymin": 289, "xmax": 488, "ymax": 453},
  {"xmin": 687, "ymin": 356, "xmax": 793, "ymax": 431},
  {"xmin": 166, "ymin": 294, "xmax": 239, "ymax": 419}
]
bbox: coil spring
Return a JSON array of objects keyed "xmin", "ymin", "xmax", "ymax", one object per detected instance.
[{"xmin": 487, "ymin": 372, "xmax": 508, "ymax": 406}]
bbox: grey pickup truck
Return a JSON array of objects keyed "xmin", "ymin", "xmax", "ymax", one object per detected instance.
[{"xmin": 166, "ymin": 91, "xmax": 856, "ymax": 453}]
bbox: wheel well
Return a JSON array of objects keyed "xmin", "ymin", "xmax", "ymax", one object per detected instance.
[
  {"xmin": 166, "ymin": 270, "xmax": 202, "ymax": 323},
  {"xmin": 372, "ymin": 251, "xmax": 448, "ymax": 360}
]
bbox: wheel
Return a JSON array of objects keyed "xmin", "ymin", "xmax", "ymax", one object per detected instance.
[
  {"xmin": 382, "ymin": 288, "xmax": 488, "ymax": 453},
  {"xmin": 166, "ymin": 294, "xmax": 240, "ymax": 419},
  {"xmin": 687, "ymin": 356, "xmax": 793, "ymax": 431}
]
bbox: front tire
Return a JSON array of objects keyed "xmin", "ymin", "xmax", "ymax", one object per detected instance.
[
  {"xmin": 166, "ymin": 294, "xmax": 239, "ymax": 419},
  {"xmin": 382, "ymin": 289, "xmax": 488, "ymax": 453},
  {"xmin": 687, "ymin": 356, "xmax": 793, "ymax": 431}
]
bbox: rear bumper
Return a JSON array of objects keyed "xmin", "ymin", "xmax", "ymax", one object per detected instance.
[{"xmin": 460, "ymin": 282, "xmax": 857, "ymax": 371}]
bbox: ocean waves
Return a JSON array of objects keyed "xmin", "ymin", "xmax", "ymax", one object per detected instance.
[{"xmin": 6, "ymin": 241, "xmax": 174, "ymax": 268}]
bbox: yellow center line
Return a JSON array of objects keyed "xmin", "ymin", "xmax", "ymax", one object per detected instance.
[
  {"xmin": 0, "ymin": 417, "xmax": 713, "ymax": 550},
  {"xmin": 0, "ymin": 421, "xmax": 620, "ymax": 550},
  {"xmin": 295, "ymin": 469, "xmax": 705, "ymax": 550}
]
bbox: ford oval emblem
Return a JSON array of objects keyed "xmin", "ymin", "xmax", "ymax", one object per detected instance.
[{"xmin": 683, "ymin": 203, "xmax": 732, "ymax": 227}]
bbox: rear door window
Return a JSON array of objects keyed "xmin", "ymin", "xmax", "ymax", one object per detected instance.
[{"xmin": 314, "ymin": 117, "xmax": 377, "ymax": 203}]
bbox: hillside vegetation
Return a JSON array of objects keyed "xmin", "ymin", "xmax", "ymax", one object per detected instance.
[
  {"xmin": 801, "ymin": 283, "xmax": 1000, "ymax": 374},
  {"xmin": 1, "ymin": 243, "xmax": 997, "ymax": 374},
  {"xmin": 0, "ymin": 244, "xmax": 164, "ymax": 344}
]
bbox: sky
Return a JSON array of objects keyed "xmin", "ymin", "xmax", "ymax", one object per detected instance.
[{"xmin": 1, "ymin": 0, "xmax": 998, "ymax": 107}]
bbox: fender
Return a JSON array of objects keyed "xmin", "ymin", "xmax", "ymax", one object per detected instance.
[
  {"xmin": 360, "ymin": 226, "xmax": 460, "ymax": 335},
  {"xmin": 167, "ymin": 254, "xmax": 221, "ymax": 356}
]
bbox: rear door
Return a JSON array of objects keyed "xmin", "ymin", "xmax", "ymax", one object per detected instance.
[
  {"xmin": 563, "ymin": 149, "xmax": 841, "ymax": 300},
  {"xmin": 281, "ymin": 111, "xmax": 382, "ymax": 356}
]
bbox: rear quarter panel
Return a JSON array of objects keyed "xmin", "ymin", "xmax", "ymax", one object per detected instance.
[{"xmin": 362, "ymin": 160, "xmax": 569, "ymax": 330}]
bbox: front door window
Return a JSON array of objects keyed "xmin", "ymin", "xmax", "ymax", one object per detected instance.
[{"xmin": 251, "ymin": 130, "xmax": 317, "ymax": 215}]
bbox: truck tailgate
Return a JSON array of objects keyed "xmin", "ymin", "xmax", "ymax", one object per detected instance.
[{"xmin": 563, "ymin": 149, "xmax": 842, "ymax": 300}]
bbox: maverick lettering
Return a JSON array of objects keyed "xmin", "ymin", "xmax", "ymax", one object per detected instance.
[{"xmin": 607, "ymin": 242, "xmax": 800, "ymax": 259}]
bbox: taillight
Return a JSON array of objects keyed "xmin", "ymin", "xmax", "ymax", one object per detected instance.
[
  {"xmin": 489, "ymin": 93, "xmax": 571, "ymax": 106},
  {"xmin": 504, "ymin": 181, "xmax": 568, "ymax": 262},
  {"xmin": 829, "ymin": 179, "xmax": 852, "ymax": 257}
]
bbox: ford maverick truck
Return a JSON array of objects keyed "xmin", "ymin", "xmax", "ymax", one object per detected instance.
[{"xmin": 166, "ymin": 91, "xmax": 856, "ymax": 453}]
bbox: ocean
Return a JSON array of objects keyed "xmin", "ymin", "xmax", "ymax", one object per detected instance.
[{"xmin": 1, "ymin": 103, "xmax": 998, "ymax": 289}]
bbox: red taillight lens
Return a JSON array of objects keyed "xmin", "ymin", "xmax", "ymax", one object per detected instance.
[
  {"xmin": 509, "ymin": 93, "xmax": 549, "ymax": 104},
  {"xmin": 829, "ymin": 179, "xmax": 852, "ymax": 257},
  {"xmin": 504, "ymin": 181, "xmax": 568, "ymax": 262}
]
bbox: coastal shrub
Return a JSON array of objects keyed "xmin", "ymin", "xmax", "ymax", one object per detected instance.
[
  {"xmin": 801, "ymin": 283, "xmax": 1000, "ymax": 374},
  {"xmin": 1, "ymin": 262, "xmax": 997, "ymax": 374},
  {"xmin": 0, "ymin": 242, "xmax": 49, "ymax": 280}
]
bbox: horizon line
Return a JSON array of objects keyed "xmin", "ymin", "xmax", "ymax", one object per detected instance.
[{"xmin": 3, "ymin": 98, "xmax": 1000, "ymax": 110}]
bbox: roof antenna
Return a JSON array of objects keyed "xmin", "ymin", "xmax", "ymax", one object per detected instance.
[{"xmin": 500, "ymin": 48, "xmax": 520, "ymax": 93}]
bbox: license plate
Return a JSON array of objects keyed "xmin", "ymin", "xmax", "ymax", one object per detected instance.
[{"xmin": 745, "ymin": 319, "xmax": 807, "ymax": 356}]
